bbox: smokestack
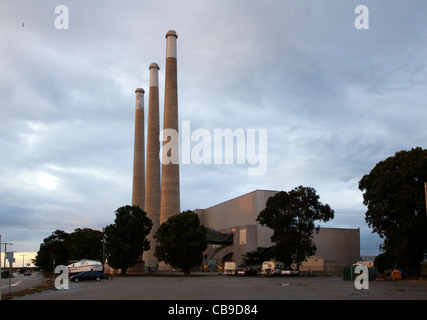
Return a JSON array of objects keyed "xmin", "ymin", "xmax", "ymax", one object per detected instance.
[
  {"xmin": 143, "ymin": 63, "xmax": 161, "ymax": 267},
  {"xmin": 160, "ymin": 30, "xmax": 180, "ymax": 224},
  {"xmin": 132, "ymin": 88, "xmax": 145, "ymax": 209}
]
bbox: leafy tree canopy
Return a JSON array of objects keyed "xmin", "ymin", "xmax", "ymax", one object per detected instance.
[
  {"xmin": 359, "ymin": 147, "xmax": 427, "ymax": 275},
  {"xmin": 154, "ymin": 210, "xmax": 207, "ymax": 275},
  {"xmin": 35, "ymin": 230, "xmax": 69, "ymax": 271},
  {"xmin": 257, "ymin": 186, "xmax": 334, "ymax": 268},
  {"xmin": 242, "ymin": 247, "xmax": 275, "ymax": 267},
  {"xmin": 64, "ymin": 228, "xmax": 103, "ymax": 262},
  {"xmin": 35, "ymin": 228, "xmax": 105, "ymax": 271},
  {"xmin": 104, "ymin": 205, "xmax": 152, "ymax": 274}
]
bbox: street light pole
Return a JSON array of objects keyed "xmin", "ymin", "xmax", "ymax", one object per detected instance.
[
  {"xmin": 102, "ymin": 228, "xmax": 105, "ymax": 271},
  {"xmin": 20, "ymin": 254, "xmax": 26, "ymax": 268},
  {"xmin": 424, "ymin": 182, "xmax": 427, "ymax": 218}
]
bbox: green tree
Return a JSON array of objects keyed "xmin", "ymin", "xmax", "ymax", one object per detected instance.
[
  {"xmin": 257, "ymin": 186, "xmax": 335, "ymax": 269},
  {"xmin": 359, "ymin": 147, "xmax": 427, "ymax": 275},
  {"xmin": 242, "ymin": 247, "xmax": 275, "ymax": 267},
  {"xmin": 374, "ymin": 252, "xmax": 394, "ymax": 274},
  {"xmin": 35, "ymin": 230, "xmax": 69, "ymax": 271},
  {"xmin": 154, "ymin": 210, "xmax": 207, "ymax": 275},
  {"xmin": 64, "ymin": 228, "xmax": 103, "ymax": 262},
  {"xmin": 104, "ymin": 205, "xmax": 152, "ymax": 274},
  {"xmin": 34, "ymin": 228, "xmax": 104, "ymax": 272}
]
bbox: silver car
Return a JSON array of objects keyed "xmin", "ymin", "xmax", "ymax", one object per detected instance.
[{"xmin": 281, "ymin": 268, "xmax": 299, "ymax": 276}]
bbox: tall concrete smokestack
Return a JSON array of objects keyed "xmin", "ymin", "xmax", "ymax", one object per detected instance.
[
  {"xmin": 160, "ymin": 30, "xmax": 180, "ymax": 224},
  {"xmin": 132, "ymin": 88, "xmax": 145, "ymax": 209},
  {"xmin": 143, "ymin": 63, "xmax": 161, "ymax": 267}
]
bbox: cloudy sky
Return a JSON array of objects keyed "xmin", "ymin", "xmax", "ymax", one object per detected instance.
[{"xmin": 1, "ymin": 0, "xmax": 426, "ymax": 256}]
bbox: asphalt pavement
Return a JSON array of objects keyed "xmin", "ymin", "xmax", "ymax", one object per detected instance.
[
  {"xmin": 1, "ymin": 271, "xmax": 46, "ymax": 295},
  {"xmin": 12, "ymin": 274, "xmax": 427, "ymax": 300}
]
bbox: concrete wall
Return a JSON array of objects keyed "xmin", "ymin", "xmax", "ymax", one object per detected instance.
[
  {"xmin": 312, "ymin": 227, "xmax": 360, "ymax": 268},
  {"xmin": 196, "ymin": 190, "xmax": 277, "ymax": 262},
  {"xmin": 197, "ymin": 189, "xmax": 277, "ymax": 233}
]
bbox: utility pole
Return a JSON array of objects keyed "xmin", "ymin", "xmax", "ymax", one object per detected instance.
[
  {"xmin": 52, "ymin": 258, "xmax": 55, "ymax": 284},
  {"xmin": 102, "ymin": 228, "xmax": 105, "ymax": 272},
  {"xmin": 425, "ymin": 182, "xmax": 427, "ymax": 218},
  {"xmin": 3, "ymin": 242, "xmax": 12, "ymax": 270},
  {"xmin": 6, "ymin": 251, "xmax": 15, "ymax": 296},
  {"xmin": 2, "ymin": 241, "xmax": 12, "ymax": 298},
  {"xmin": 20, "ymin": 254, "xmax": 26, "ymax": 268}
]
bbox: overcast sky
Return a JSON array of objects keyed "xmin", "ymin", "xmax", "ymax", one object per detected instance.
[{"xmin": 1, "ymin": 0, "xmax": 426, "ymax": 256}]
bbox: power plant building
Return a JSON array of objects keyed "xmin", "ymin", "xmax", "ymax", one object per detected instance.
[
  {"xmin": 125, "ymin": 30, "xmax": 359, "ymax": 274},
  {"xmin": 196, "ymin": 190, "xmax": 360, "ymax": 272}
]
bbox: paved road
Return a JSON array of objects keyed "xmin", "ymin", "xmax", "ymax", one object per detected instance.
[
  {"xmin": 14, "ymin": 275, "xmax": 427, "ymax": 300},
  {"xmin": 1, "ymin": 271, "xmax": 46, "ymax": 295}
]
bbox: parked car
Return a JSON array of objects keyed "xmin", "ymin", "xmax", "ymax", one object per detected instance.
[
  {"xmin": 24, "ymin": 269, "xmax": 32, "ymax": 276},
  {"xmin": 224, "ymin": 261, "xmax": 238, "ymax": 275},
  {"xmin": 237, "ymin": 269, "xmax": 246, "ymax": 276},
  {"xmin": 281, "ymin": 268, "xmax": 299, "ymax": 276},
  {"xmin": 243, "ymin": 267, "xmax": 258, "ymax": 276},
  {"xmin": 70, "ymin": 271, "xmax": 104, "ymax": 282}
]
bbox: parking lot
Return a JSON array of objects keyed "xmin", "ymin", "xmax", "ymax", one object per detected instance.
[{"xmin": 14, "ymin": 274, "xmax": 427, "ymax": 300}]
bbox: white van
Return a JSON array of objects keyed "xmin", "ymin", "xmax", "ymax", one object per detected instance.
[
  {"xmin": 224, "ymin": 261, "xmax": 238, "ymax": 275},
  {"xmin": 261, "ymin": 261, "xmax": 284, "ymax": 276}
]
